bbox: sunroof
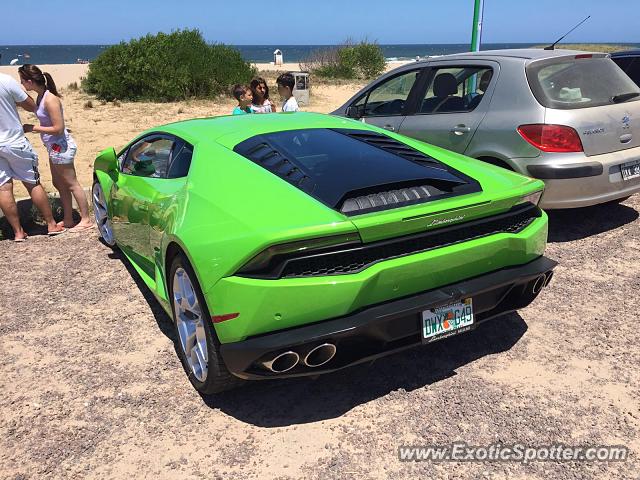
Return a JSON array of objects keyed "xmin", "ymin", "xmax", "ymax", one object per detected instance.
[{"xmin": 233, "ymin": 128, "xmax": 480, "ymax": 214}]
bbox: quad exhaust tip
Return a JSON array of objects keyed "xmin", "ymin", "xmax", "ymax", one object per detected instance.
[
  {"xmin": 544, "ymin": 271, "xmax": 554, "ymax": 287},
  {"xmin": 303, "ymin": 343, "xmax": 337, "ymax": 368},
  {"xmin": 261, "ymin": 351, "xmax": 300, "ymax": 373}
]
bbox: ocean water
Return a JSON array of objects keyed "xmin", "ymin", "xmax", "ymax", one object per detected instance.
[{"xmin": 1, "ymin": 43, "xmax": 639, "ymax": 65}]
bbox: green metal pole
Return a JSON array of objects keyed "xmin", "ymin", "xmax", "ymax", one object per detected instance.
[
  {"xmin": 470, "ymin": 0, "xmax": 483, "ymax": 51},
  {"xmin": 468, "ymin": 0, "xmax": 483, "ymax": 93}
]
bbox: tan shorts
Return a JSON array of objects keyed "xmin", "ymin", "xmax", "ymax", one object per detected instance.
[{"xmin": 0, "ymin": 139, "xmax": 40, "ymax": 186}]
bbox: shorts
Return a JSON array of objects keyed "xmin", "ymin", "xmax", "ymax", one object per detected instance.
[
  {"xmin": 47, "ymin": 136, "xmax": 77, "ymax": 165},
  {"xmin": 0, "ymin": 139, "xmax": 40, "ymax": 186}
]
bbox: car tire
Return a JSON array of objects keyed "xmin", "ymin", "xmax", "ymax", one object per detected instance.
[
  {"xmin": 169, "ymin": 252, "xmax": 242, "ymax": 394},
  {"xmin": 92, "ymin": 180, "xmax": 117, "ymax": 248}
]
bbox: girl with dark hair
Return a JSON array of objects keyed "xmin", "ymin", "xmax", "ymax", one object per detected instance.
[
  {"xmin": 250, "ymin": 77, "xmax": 274, "ymax": 113},
  {"xmin": 18, "ymin": 64, "xmax": 92, "ymax": 231}
]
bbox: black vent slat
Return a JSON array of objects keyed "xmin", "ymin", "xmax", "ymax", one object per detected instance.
[
  {"xmin": 278, "ymin": 206, "xmax": 539, "ymax": 278},
  {"xmin": 342, "ymin": 131, "xmax": 442, "ymax": 166}
]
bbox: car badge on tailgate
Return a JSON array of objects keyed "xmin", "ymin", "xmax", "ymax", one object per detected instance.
[
  {"xmin": 622, "ymin": 114, "xmax": 631, "ymax": 130},
  {"xmin": 427, "ymin": 215, "xmax": 465, "ymax": 228}
]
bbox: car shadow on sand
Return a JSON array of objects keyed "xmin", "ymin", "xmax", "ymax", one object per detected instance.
[
  {"xmin": 547, "ymin": 201, "xmax": 638, "ymax": 243},
  {"xmin": 108, "ymin": 243, "xmax": 528, "ymax": 427},
  {"xmin": 206, "ymin": 313, "xmax": 528, "ymax": 427},
  {"xmin": 107, "ymin": 249, "xmax": 177, "ymax": 342}
]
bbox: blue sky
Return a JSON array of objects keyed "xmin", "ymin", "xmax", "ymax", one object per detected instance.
[{"xmin": 2, "ymin": 0, "xmax": 637, "ymax": 45}]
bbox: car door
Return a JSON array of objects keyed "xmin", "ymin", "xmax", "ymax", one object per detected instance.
[
  {"xmin": 110, "ymin": 135, "xmax": 175, "ymax": 275},
  {"xmin": 348, "ymin": 68, "xmax": 426, "ymax": 133},
  {"xmin": 398, "ymin": 62, "xmax": 498, "ymax": 154},
  {"xmin": 147, "ymin": 140, "xmax": 193, "ymax": 273}
]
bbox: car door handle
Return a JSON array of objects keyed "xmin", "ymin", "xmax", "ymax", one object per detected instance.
[
  {"xmin": 451, "ymin": 125, "xmax": 471, "ymax": 135},
  {"xmin": 383, "ymin": 124, "xmax": 395, "ymax": 132}
]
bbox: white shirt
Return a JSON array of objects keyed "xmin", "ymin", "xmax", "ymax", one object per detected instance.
[
  {"xmin": 282, "ymin": 96, "xmax": 299, "ymax": 112},
  {"xmin": 0, "ymin": 73, "xmax": 28, "ymax": 146},
  {"xmin": 251, "ymin": 99, "xmax": 274, "ymax": 113}
]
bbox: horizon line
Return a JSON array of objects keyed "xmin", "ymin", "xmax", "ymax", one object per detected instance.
[{"xmin": 2, "ymin": 41, "xmax": 640, "ymax": 47}]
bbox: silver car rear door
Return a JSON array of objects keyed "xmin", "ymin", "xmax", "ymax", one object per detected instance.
[{"xmin": 398, "ymin": 60, "xmax": 499, "ymax": 154}]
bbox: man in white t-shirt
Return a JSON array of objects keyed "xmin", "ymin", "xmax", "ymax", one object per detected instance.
[
  {"xmin": 0, "ymin": 72, "xmax": 64, "ymax": 240},
  {"xmin": 276, "ymin": 73, "xmax": 299, "ymax": 112}
]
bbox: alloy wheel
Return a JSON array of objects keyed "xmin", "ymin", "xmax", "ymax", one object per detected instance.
[
  {"xmin": 92, "ymin": 182, "xmax": 115, "ymax": 246},
  {"xmin": 172, "ymin": 267, "xmax": 208, "ymax": 382}
]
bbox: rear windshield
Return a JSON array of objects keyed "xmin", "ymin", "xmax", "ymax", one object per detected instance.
[{"xmin": 526, "ymin": 56, "xmax": 640, "ymax": 109}]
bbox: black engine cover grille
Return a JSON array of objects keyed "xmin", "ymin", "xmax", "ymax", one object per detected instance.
[{"xmin": 279, "ymin": 205, "xmax": 540, "ymax": 278}]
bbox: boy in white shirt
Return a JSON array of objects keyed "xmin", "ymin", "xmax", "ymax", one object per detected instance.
[{"xmin": 276, "ymin": 73, "xmax": 299, "ymax": 112}]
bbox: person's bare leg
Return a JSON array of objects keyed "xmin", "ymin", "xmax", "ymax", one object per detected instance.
[
  {"xmin": 50, "ymin": 164, "xmax": 75, "ymax": 227},
  {"xmin": 0, "ymin": 180, "xmax": 26, "ymax": 240},
  {"xmin": 50, "ymin": 167, "xmax": 73, "ymax": 227},
  {"xmin": 53, "ymin": 163, "xmax": 91, "ymax": 227},
  {"xmin": 22, "ymin": 181, "xmax": 64, "ymax": 233}
]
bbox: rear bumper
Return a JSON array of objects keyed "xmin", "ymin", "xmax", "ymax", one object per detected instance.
[
  {"xmin": 513, "ymin": 145, "xmax": 640, "ymax": 209},
  {"xmin": 219, "ymin": 256, "xmax": 557, "ymax": 380}
]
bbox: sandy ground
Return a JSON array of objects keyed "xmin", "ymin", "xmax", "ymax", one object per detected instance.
[
  {"xmin": 0, "ymin": 64, "xmax": 369, "ymax": 199},
  {"xmin": 1, "ymin": 60, "xmax": 638, "ymax": 479},
  {"xmin": 0, "ymin": 196, "xmax": 639, "ymax": 479}
]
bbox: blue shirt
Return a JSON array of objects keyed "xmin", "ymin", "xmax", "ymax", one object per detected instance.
[{"xmin": 233, "ymin": 106, "xmax": 252, "ymax": 115}]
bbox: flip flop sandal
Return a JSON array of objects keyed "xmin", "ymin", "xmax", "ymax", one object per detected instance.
[
  {"xmin": 14, "ymin": 236, "xmax": 28, "ymax": 243},
  {"xmin": 69, "ymin": 224, "xmax": 96, "ymax": 233},
  {"xmin": 48, "ymin": 228, "xmax": 66, "ymax": 236}
]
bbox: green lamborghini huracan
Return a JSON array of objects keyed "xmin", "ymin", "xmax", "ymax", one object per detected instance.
[{"xmin": 92, "ymin": 112, "xmax": 556, "ymax": 394}]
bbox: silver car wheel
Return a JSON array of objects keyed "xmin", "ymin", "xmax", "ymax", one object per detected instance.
[
  {"xmin": 92, "ymin": 182, "xmax": 115, "ymax": 246},
  {"xmin": 173, "ymin": 267, "xmax": 208, "ymax": 382}
]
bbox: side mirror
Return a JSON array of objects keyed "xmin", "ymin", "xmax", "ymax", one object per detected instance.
[
  {"xmin": 346, "ymin": 105, "xmax": 364, "ymax": 119},
  {"xmin": 94, "ymin": 147, "xmax": 118, "ymax": 173}
]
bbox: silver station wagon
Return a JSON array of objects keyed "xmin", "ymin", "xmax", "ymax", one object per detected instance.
[{"xmin": 333, "ymin": 49, "xmax": 640, "ymax": 209}]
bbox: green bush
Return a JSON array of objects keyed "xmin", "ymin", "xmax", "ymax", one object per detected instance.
[
  {"xmin": 83, "ymin": 29, "xmax": 256, "ymax": 102},
  {"xmin": 301, "ymin": 41, "xmax": 386, "ymax": 80}
]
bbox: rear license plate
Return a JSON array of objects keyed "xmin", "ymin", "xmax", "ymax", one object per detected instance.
[
  {"xmin": 422, "ymin": 299, "xmax": 474, "ymax": 344},
  {"xmin": 621, "ymin": 159, "xmax": 640, "ymax": 181}
]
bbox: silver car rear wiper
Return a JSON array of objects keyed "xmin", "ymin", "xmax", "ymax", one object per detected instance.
[{"xmin": 612, "ymin": 92, "xmax": 640, "ymax": 103}]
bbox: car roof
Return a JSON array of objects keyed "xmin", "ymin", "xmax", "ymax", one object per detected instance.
[
  {"xmin": 610, "ymin": 49, "xmax": 640, "ymax": 58},
  {"xmin": 151, "ymin": 112, "xmax": 375, "ymax": 146},
  {"xmin": 419, "ymin": 48, "xmax": 600, "ymax": 62}
]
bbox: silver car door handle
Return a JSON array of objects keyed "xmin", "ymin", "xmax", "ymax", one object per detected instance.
[
  {"xmin": 383, "ymin": 124, "xmax": 395, "ymax": 132},
  {"xmin": 451, "ymin": 125, "xmax": 471, "ymax": 135}
]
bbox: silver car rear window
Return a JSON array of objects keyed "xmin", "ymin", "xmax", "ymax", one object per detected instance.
[{"xmin": 526, "ymin": 56, "xmax": 640, "ymax": 109}]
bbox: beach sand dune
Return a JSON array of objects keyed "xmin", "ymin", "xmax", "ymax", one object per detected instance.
[{"xmin": 0, "ymin": 64, "xmax": 89, "ymax": 89}]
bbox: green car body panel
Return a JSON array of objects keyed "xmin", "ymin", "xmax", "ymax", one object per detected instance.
[{"xmin": 94, "ymin": 112, "xmax": 550, "ymax": 352}]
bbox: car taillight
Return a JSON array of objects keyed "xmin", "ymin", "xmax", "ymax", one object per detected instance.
[
  {"xmin": 236, "ymin": 233, "xmax": 362, "ymax": 278},
  {"xmin": 517, "ymin": 124, "xmax": 584, "ymax": 153}
]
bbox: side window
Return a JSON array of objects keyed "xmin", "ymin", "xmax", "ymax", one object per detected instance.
[
  {"xmin": 419, "ymin": 67, "xmax": 493, "ymax": 114},
  {"xmin": 121, "ymin": 137, "xmax": 174, "ymax": 178},
  {"xmin": 360, "ymin": 70, "xmax": 420, "ymax": 117},
  {"xmin": 167, "ymin": 143, "xmax": 193, "ymax": 178},
  {"xmin": 618, "ymin": 57, "xmax": 640, "ymax": 86}
]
